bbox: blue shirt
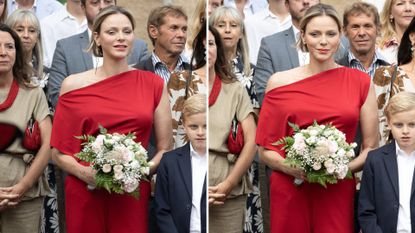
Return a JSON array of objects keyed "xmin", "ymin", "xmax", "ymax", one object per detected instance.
[
  {"xmin": 151, "ymin": 52, "xmax": 186, "ymax": 83},
  {"xmin": 347, "ymin": 50, "xmax": 388, "ymax": 79}
]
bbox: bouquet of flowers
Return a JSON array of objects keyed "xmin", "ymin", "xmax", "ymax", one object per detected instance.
[
  {"xmin": 75, "ymin": 126, "xmax": 150, "ymax": 198},
  {"xmin": 275, "ymin": 121, "xmax": 357, "ymax": 187}
]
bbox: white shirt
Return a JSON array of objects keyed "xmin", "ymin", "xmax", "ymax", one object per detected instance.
[
  {"xmin": 87, "ymin": 29, "xmax": 103, "ymax": 68},
  {"xmin": 8, "ymin": 0, "xmax": 62, "ymax": 20},
  {"xmin": 189, "ymin": 143, "xmax": 207, "ymax": 233},
  {"xmin": 245, "ymin": 6, "xmax": 292, "ymax": 64},
  {"xmin": 224, "ymin": 0, "xmax": 268, "ymax": 18},
  {"xmin": 293, "ymin": 26, "xmax": 310, "ymax": 66},
  {"xmin": 41, "ymin": 5, "xmax": 87, "ymax": 68},
  {"xmin": 396, "ymin": 142, "xmax": 415, "ymax": 233}
]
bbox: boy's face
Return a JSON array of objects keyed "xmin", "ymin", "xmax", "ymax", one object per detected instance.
[
  {"xmin": 183, "ymin": 113, "xmax": 206, "ymax": 154},
  {"xmin": 388, "ymin": 109, "xmax": 415, "ymax": 154}
]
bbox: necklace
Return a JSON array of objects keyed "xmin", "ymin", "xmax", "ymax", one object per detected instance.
[{"xmin": 0, "ymin": 79, "xmax": 19, "ymax": 112}]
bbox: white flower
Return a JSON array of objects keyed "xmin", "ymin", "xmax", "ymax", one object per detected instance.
[
  {"xmin": 140, "ymin": 166, "xmax": 150, "ymax": 175},
  {"xmin": 336, "ymin": 148, "xmax": 346, "ymax": 157},
  {"xmin": 113, "ymin": 164, "xmax": 123, "ymax": 173},
  {"xmin": 346, "ymin": 150, "xmax": 355, "ymax": 158},
  {"xmin": 306, "ymin": 136, "xmax": 317, "ymax": 145},
  {"xmin": 123, "ymin": 180, "xmax": 139, "ymax": 193},
  {"xmin": 114, "ymin": 171, "xmax": 124, "ymax": 180},
  {"xmin": 327, "ymin": 140, "xmax": 338, "ymax": 154},
  {"xmin": 337, "ymin": 166, "xmax": 349, "ymax": 179},
  {"xmin": 102, "ymin": 164, "xmax": 111, "ymax": 173},
  {"xmin": 312, "ymin": 162, "xmax": 321, "ymax": 170},
  {"xmin": 324, "ymin": 159, "xmax": 335, "ymax": 174},
  {"xmin": 92, "ymin": 135, "xmax": 105, "ymax": 151},
  {"xmin": 309, "ymin": 129, "xmax": 318, "ymax": 136}
]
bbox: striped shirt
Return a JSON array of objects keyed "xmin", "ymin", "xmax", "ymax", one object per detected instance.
[
  {"xmin": 151, "ymin": 53, "xmax": 186, "ymax": 83},
  {"xmin": 347, "ymin": 50, "xmax": 388, "ymax": 79}
]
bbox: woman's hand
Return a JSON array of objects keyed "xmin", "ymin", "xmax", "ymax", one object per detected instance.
[
  {"xmin": 0, "ymin": 190, "xmax": 19, "ymax": 211},
  {"xmin": 208, "ymin": 186, "xmax": 226, "ymax": 206},
  {"xmin": 280, "ymin": 163, "xmax": 307, "ymax": 180},
  {"xmin": 77, "ymin": 165, "xmax": 96, "ymax": 186}
]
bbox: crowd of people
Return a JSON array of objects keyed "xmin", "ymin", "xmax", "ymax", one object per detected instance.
[{"xmin": 1, "ymin": 0, "xmax": 415, "ymax": 233}]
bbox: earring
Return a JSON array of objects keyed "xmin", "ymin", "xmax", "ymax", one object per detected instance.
[{"xmin": 390, "ymin": 16, "xmax": 394, "ymax": 23}]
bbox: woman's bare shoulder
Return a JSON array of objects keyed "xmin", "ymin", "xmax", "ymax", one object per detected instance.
[
  {"xmin": 60, "ymin": 70, "xmax": 94, "ymax": 96},
  {"xmin": 266, "ymin": 67, "xmax": 305, "ymax": 92}
]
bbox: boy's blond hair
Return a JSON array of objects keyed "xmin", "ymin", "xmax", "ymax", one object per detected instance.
[
  {"xmin": 182, "ymin": 94, "xmax": 206, "ymax": 122},
  {"xmin": 385, "ymin": 92, "xmax": 415, "ymax": 120}
]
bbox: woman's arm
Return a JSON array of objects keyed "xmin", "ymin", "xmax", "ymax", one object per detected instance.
[
  {"xmin": 51, "ymin": 148, "xmax": 96, "ymax": 185},
  {"xmin": 212, "ymin": 113, "xmax": 257, "ymax": 198},
  {"xmin": 2, "ymin": 116, "xmax": 53, "ymax": 199},
  {"xmin": 150, "ymin": 86, "xmax": 173, "ymax": 174},
  {"xmin": 348, "ymin": 83, "xmax": 379, "ymax": 173}
]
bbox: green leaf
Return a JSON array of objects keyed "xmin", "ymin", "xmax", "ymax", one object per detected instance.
[
  {"xmin": 98, "ymin": 125, "xmax": 107, "ymax": 134},
  {"xmin": 288, "ymin": 122, "xmax": 300, "ymax": 132}
]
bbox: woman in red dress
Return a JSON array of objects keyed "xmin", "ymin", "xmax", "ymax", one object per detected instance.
[
  {"xmin": 50, "ymin": 6, "xmax": 172, "ymax": 233},
  {"xmin": 256, "ymin": 4, "xmax": 379, "ymax": 233}
]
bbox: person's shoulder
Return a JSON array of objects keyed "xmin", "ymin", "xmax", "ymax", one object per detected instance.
[
  {"xmin": 266, "ymin": 66, "xmax": 303, "ymax": 91},
  {"xmin": 263, "ymin": 26, "xmax": 292, "ymax": 41},
  {"xmin": 57, "ymin": 30, "xmax": 87, "ymax": 45},
  {"xmin": 133, "ymin": 38, "xmax": 147, "ymax": 47},
  {"xmin": 367, "ymin": 143, "xmax": 393, "ymax": 163},
  {"xmin": 160, "ymin": 145, "xmax": 188, "ymax": 164},
  {"xmin": 60, "ymin": 70, "xmax": 92, "ymax": 96}
]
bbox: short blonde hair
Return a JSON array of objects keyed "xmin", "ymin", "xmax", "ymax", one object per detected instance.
[
  {"xmin": 182, "ymin": 94, "xmax": 206, "ymax": 121},
  {"xmin": 385, "ymin": 92, "xmax": 415, "ymax": 120}
]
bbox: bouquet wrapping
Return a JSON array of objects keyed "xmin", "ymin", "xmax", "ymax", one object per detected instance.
[
  {"xmin": 275, "ymin": 121, "xmax": 357, "ymax": 187},
  {"xmin": 76, "ymin": 126, "xmax": 150, "ymax": 198}
]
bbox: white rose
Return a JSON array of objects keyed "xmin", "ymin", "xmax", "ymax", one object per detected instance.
[
  {"xmin": 324, "ymin": 159, "xmax": 335, "ymax": 174},
  {"xmin": 312, "ymin": 162, "xmax": 322, "ymax": 170},
  {"xmin": 336, "ymin": 166, "xmax": 349, "ymax": 179},
  {"xmin": 346, "ymin": 150, "xmax": 355, "ymax": 158},
  {"xmin": 114, "ymin": 171, "xmax": 124, "ymax": 180},
  {"xmin": 102, "ymin": 164, "xmax": 111, "ymax": 173},
  {"xmin": 140, "ymin": 166, "xmax": 150, "ymax": 175},
  {"xmin": 328, "ymin": 140, "xmax": 338, "ymax": 154},
  {"xmin": 309, "ymin": 129, "xmax": 318, "ymax": 136},
  {"xmin": 123, "ymin": 180, "xmax": 139, "ymax": 193},
  {"xmin": 113, "ymin": 164, "xmax": 123, "ymax": 173},
  {"xmin": 306, "ymin": 136, "xmax": 317, "ymax": 145},
  {"xmin": 336, "ymin": 148, "xmax": 346, "ymax": 157}
]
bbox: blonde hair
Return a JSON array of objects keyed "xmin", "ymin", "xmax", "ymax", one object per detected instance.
[
  {"xmin": 5, "ymin": 9, "xmax": 43, "ymax": 79},
  {"xmin": 187, "ymin": 0, "xmax": 206, "ymax": 49},
  {"xmin": 209, "ymin": 6, "xmax": 251, "ymax": 75},
  {"xmin": 298, "ymin": 4, "xmax": 341, "ymax": 52},
  {"xmin": 385, "ymin": 92, "xmax": 415, "ymax": 120},
  {"xmin": 379, "ymin": 0, "xmax": 397, "ymax": 48},
  {"xmin": 182, "ymin": 94, "xmax": 206, "ymax": 122},
  {"xmin": 87, "ymin": 6, "xmax": 135, "ymax": 57}
]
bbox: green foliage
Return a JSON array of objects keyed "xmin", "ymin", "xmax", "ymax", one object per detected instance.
[{"xmin": 307, "ymin": 171, "xmax": 338, "ymax": 188}]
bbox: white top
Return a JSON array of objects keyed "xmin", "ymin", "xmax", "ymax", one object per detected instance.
[
  {"xmin": 396, "ymin": 142, "xmax": 415, "ymax": 233},
  {"xmin": 190, "ymin": 143, "xmax": 207, "ymax": 233},
  {"xmin": 41, "ymin": 5, "xmax": 87, "ymax": 68},
  {"xmin": 87, "ymin": 29, "xmax": 103, "ymax": 68},
  {"xmin": 8, "ymin": 0, "xmax": 62, "ymax": 20},
  {"xmin": 245, "ymin": 6, "xmax": 292, "ymax": 64},
  {"xmin": 224, "ymin": 0, "xmax": 268, "ymax": 18},
  {"xmin": 293, "ymin": 26, "xmax": 310, "ymax": 66},
  {"xmin": 379, "ymin": 45, "xmax": 398, "ymax": 65}
]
